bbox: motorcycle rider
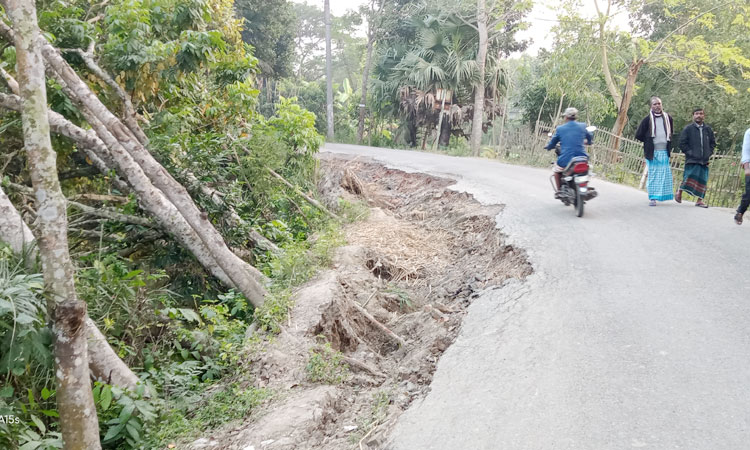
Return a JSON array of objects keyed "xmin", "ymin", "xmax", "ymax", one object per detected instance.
[{"xmin": 544, "ymin": 107, "xmax": 593, "ymax": 198}]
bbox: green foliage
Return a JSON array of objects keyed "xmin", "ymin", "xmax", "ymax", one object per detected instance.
[
  {"xmin": 145, "ymin": 384, "xmax": 271, "ymax": 447},
  {"xmin": 264, "ymin": 223, "xmax": 344, "ymax": 286},
  {"xmin": 252, "ymin": 288, "xmax": 292, "ymax": 334},
  {"xmin": 0, "ymin": 384, "xmax": 62, "ymax": 450},
  {"xmin": 269, "ymin": 96, "xmax": 324, "ymax": 183},
  {"xmin": 0, "ymin": 253, "xmax": 50, "ymax": 379},
  {"xmin": 306, "ymin": 341, "xmax": 350, "ymax": 384},
  {"xmin": 77, "ymin": 255, "xmax": 172, "ymax": 365},
  {"xmin": 93, "ymin": 383, "xmax": 156, "ymax": 449},
  {"xmin": 0, "ymin": 250, "xmax": 59, "ymax": 450},
  {"xmin": 253, "ymin": 223, "xmax": 344, "ymax": 333},
  {"xmin": 277, "ymin": 79, "xmax": 327, "ymax": 133},
  {"xmin": 235, "ymin": 0, "xmax": 296, "ymax": 78}
]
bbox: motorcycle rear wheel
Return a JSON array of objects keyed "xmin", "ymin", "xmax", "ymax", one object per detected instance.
[{"xmin": 575, "ymin": 187, "xmax": 584, "ymax": 217}]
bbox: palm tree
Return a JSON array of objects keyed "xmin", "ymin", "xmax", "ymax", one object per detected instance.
[{"xmin": 389, "ymin": 13, "xmax": 480, "ymax": 147}]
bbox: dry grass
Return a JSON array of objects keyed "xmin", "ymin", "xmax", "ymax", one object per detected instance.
[{"xmin": 346, "ymin": 209, "xmax": 453, "ymax": 284}]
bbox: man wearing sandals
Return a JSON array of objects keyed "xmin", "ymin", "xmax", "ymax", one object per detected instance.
[
  {"xmin": 734, "ymin": 127, "xmax": 750, "ymax": 225},
  {"xmin": 675, "ymin": 108, "xmax": 715, "ymax": 208},
  {"xmin": 635, "ymin": 97, "xmax": 674, "ymax": 206}
]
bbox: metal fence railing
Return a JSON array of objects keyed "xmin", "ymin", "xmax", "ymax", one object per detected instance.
[{"xmin": 494, "ymin": 122, "xmax": 744, "ymax": 208}]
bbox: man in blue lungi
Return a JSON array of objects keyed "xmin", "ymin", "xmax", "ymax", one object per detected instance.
[
  {"xmin": 635, "ymin": 97, "xmax": 674, "ymax": 206},
  {"xmin": 676, "ymin": 108, "xmax": 715, "ymax": 208}
]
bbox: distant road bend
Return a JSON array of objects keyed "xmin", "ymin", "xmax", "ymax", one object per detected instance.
[{"xmin": 323, "ymin": 143, "xmax": 750, "ymax": 450}]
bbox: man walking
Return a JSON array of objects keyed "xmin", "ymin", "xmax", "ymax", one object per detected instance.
[
  {"xmin": 733, "ymin": 127, "xmax": 750, "ymax": 224},
  {"xmin": 635, "ymin": 97, "xmax": 674, "ymax": 206},
  {"xmin": 676, "ymin": 108, "xmax": 715, "ymax": 207}
]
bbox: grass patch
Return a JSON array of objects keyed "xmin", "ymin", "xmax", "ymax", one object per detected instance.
[
  {"xmin": 385, "ymin": 284, "xmax": 412, "ymax": 310},
  {"xmin": 147, "ymin": 384, "xmax": 271, "ymax": 447},
  {"xmin": 256, "ymin": 222, "xmax": 345, "ymax": 333},
  {"xmin": 350, "ymin": 390, "xmax": 392, "ymax": 444},
  {"xmin": 253, "ymin": 288, "xmax": 292, "ymax": 334},
  {"xmin": 306, "ymin": 342, "xmax": 350, "ymax": 384},
  {"xmin": 265, "ymin": 222, "xmax": 344, "ymax": 287},
  {"xmin": 338, "ymin": 198, "xmax": 370, "ymax": 223}
]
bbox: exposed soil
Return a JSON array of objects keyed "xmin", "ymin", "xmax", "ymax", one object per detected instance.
[{"xmin": 187, "ymin": 154, "xmax": 532, "ymax": 450}]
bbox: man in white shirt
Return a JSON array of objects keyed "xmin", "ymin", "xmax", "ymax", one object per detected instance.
[{"xmin": 734, "ymin": 127, "xmax": 750, "ymax": 224}]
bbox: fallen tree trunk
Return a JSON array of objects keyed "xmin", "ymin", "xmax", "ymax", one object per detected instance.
[
  {"xmin": 4, "ymin": 181, "xmax": 233, "ymax": 287},
  {"xmin": 65, "ymin": 47, "xmax": 149, "ymax": 146},
  {"xmin": 85, "ymin": 318, "xmax": 143, "ymax": 392},
  {"xmin": 40, "ymin": 39, "xmax": 267, "ymax": 306},
  {"xmin": 1, "ymin": 90, "xmax": 276, "ymax": 257},
  {"xmin": 0, "ymin": 83, "xmax": 267, "ymax": 305},
  {"xmin": 0, "ymin": 20, "xmax": 269, "ymax": 306}
]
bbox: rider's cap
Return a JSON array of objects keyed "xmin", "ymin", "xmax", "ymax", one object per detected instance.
[{"xmin": 564, "ymin": 107, "xmax": 578, "ymax": 119}]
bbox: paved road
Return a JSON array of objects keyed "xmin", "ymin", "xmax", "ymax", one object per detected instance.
[{"xmin": 322, "ymin": 143, "xmax": 750, "ymax": 450}]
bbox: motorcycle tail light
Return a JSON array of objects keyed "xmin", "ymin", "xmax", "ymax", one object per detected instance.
[{"xmin": 573, "ymin": 162, "xmax": 589, "ymax": 174}]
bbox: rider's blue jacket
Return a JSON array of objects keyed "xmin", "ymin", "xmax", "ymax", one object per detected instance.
[{"xmin": 544, "ymin": 121, "xmax": 593, "ymax": 168}]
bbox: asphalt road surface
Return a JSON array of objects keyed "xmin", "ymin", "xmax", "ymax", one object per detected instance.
[{"xmin": 322, "ymin": 143, "xmax": 750, "ymax": 450}]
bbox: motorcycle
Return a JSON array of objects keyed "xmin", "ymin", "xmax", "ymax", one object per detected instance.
[{"xmin": 548, "ymin": 126, "xmax": 598, "ymax": 217}]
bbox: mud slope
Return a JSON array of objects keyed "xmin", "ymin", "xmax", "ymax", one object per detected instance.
[{"xmin": 188, "ymin": 154, "xmax": 531, "ymax": 450}]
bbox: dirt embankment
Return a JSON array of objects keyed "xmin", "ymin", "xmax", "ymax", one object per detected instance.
[{"xmin": 189, "ymin": 154, "xmax": 531, "ymax": 450}]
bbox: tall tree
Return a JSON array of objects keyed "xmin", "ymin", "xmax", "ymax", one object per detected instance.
[
  {"xmin": 469, "ymin": 0, "xmax": 489, "ymax": 155},
  {"xmin": 235, "ymin": 0, "xmax": 296, "ymax": 78},
  {"xmin": 1, "ymin": 0, "xmax": 101, "ymax": 447},
  {"xmin": 357, "ymin": 0, "xmax": 386, "ymax": 144},
  {"xmin": 452, "ymin": 0, "xmax": 531, "ymax": 155},
  {"xmin": 324, "ymin": 0, "xmax": 335, "ymax": 139}
]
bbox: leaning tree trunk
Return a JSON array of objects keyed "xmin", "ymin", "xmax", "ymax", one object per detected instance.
[
  {"xmin": 2, "ymin": 0, "xmax": 101, "ymax": 447},
  {"xmin": 324, "ymin": 0, "xmax": 334, "ymax": 139},
  {"xmin": 33, "ymin": 36, "xmax": 267, "ymax": 307},
  {"xmin": 611, "ymin": 59, "xmax": 644, "ymax": 150},
  {"xmin": 0, "ymin": 87, "xmax": 262, "ymax": 303},
  {"xmin": 0, "ymin": 23, "xmax": 268, "ymax": 306},
  {"xmin": 470, "ymin": 0, "xmax": 489, "ymax": 156}
]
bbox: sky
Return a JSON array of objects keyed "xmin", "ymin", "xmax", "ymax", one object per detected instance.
[{"xmin": 293, "ymin": 0, "xmax": 632, "ymax": 56}]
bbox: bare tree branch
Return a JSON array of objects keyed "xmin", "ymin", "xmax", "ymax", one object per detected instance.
[
  {"xmin": 68, "ymin": 200, "xmax": 155, "ymax": 227},
  {"xmin": 0, "ymin": 65, "xmax": 19, "ymax": 94}
]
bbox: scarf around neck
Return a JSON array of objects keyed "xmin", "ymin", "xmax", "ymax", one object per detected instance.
[{"xmin": 649, "ymin": 111, "xmax": 672, "ymax": 139}]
